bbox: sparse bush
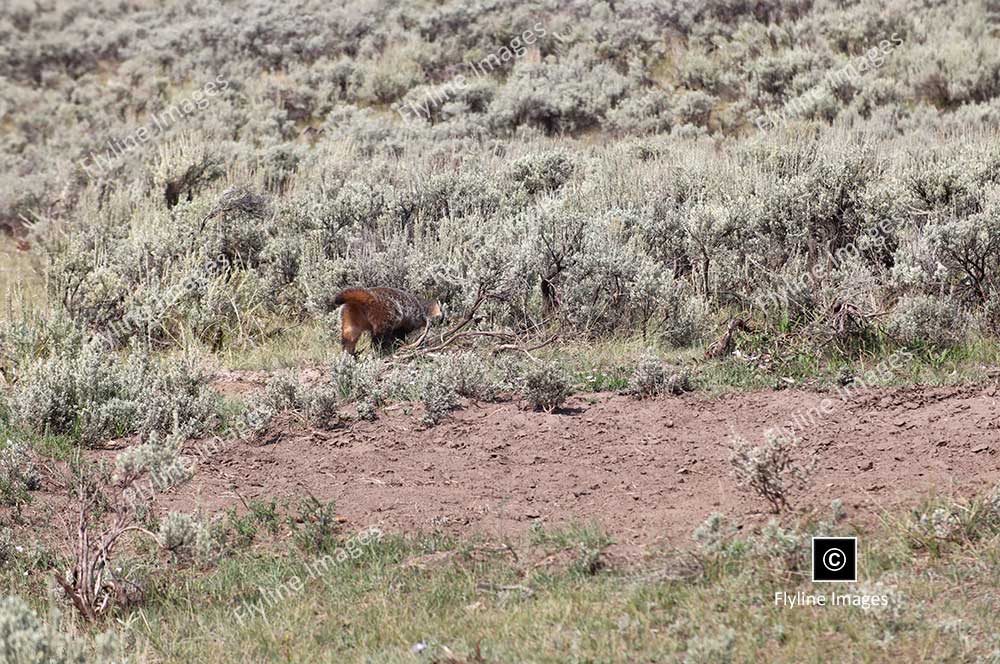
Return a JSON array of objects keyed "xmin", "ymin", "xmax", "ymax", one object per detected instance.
[
  {"xmin": 888, "ymin": 294, "xmax": 969, "ymax": 348},
  {"xmin": 751, "ymin": 519, "xmax": 808, "ymax": 571},
  {"xmin": 435, "ymin": 351, "xmax": 507, "ymax": 402},
  {"xmin": 692, "ymin": 513, "xmax": 739, "ymax": 557},
  {"xmin": 506, "ymin": 151, "xmax": 575, "ymax": 195},
  {"xmin": 418, "ymin": 373, "xmax": 460, "ymax": 426},
  {"xmin": 570, "ymin": 541, "xmax": 605, "ymax": 577},
  {"xmin": 301, "ymin": 385, "xmax": 341, "ymax": 428},
  {"xmin": 159, "ymin": 511, "xmax": 219, "ymax": 563},
  {"xmin": 56, "ymin": 431, "xmax": 195, "ymax": 621},
  {"xmin": 0, "ymin": 439, "xmax": 40, "ymax": 522},
  {"xmin": 674, "ymin": 90, "xmax": 717, "ymax": 128},
  {"xmin": 628, "ymin": 357, "xmax": 692, "ymax": 398},
  {"xmin": 158, "ymin": 512, "xmax": 200, "ymax": 554},
  {"xmin": 242, "ymin": 373, "xmax": 343, "ymax": 434},
  {"xmin": 289, "ymin": 496, "xmax": 341, "ymax": 554},
  {"xmin": 909, "ymin": 485, "xmax": 1000, "ymax": 552},
  {"xmin": 729, "ymin": 431, "xmax": 811, "ymax": 512},
  {"xmin": 0, "ymin": 596, "xmax": 118, "ymax": 664},
  {"xmin": 606, "ymin": 90, "xmax": 675, "ymax": 135},
  {"xmin": 684, "ymin": 627, "xmax": 736, "ymax": 664},
  {"xmin": 329, "ymin": 354, "xmax": 382, "ymax": 404},
  {"xmin": 521, "ymin": 363, "xmax": 571, "ymax": 413},
  {"xmin": 918, "ymin": 507, "xmax": 961, "ymax": 541},
  {"xmin": 11, "ymin": 342, "xmax": 217, "ymax": 445}
]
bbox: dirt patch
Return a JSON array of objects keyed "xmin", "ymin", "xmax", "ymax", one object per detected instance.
[{"xmin": 150, "ymin": 383, "xmax": 1000, "ymax": 548}]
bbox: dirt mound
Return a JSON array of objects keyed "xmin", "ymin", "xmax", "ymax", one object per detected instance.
[{"xmin": 155, "ymin": 383, "xmax": 1000, "ymax": 547}]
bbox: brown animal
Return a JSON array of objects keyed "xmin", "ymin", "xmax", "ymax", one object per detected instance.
[
  {"xmin": 704, "ymin": 318, "xmax": 753, "ymax": 359},
  {"xmin": 333, "ymin": 287, "xmax": 443, "ymax": 356}
]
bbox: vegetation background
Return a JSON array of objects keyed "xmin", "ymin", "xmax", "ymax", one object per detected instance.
[{"xmin": 2, "ymin": 0, "xmax": 1000, "ymax": 661}]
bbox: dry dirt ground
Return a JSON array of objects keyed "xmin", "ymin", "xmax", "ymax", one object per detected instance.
[{"xmin": 154, "ymin": 378, "xmax": 1000, "ymax": 549}]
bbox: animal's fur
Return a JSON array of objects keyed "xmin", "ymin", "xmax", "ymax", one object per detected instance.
[
  {"xmin": 704, "ymin": 318, "xmax": 753, "ymax": 359},
  {"xmin": 333, "ymin": 287, "xmax": 443, "ymax": 355}
]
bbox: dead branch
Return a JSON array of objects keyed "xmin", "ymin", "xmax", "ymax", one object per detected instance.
[
  {"xmin": 393, "ymin": 290, "xmax": 489, "ymax": 359},
  {"xmin": 397, "ymin": 320, "xmax": 432, "ymax": 353},
  {"xmin": 494, "ymin": 333, "xmax": 559, "ymax": 363}
]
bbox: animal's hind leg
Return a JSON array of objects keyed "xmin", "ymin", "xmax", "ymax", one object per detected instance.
[
  {"xmin": 372, "ymin": 333, "xmax": 395, "ymax": 355},
  {"xmin": 341, "ymin": 331, "xmax": 358, "ymax": 356},
  {"xmin": 340, "ymin": 306, "xmax": 362, "ymax": 356},
  {"xmin": 372, "ymin": 328, "xmax": 410, "ymax": 354}
]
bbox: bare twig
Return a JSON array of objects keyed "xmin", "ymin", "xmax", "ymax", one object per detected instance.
[
  {"xmin": 394, "ymin": 290, "xmax": 489, "ymax": 359},
  {"xmin": 397, "ymin": 320, "xmax": 431, "ymax": 353}
]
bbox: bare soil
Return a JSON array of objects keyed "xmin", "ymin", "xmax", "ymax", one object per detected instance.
[{"xmin": 157, "ymin": 380, "xmax": 1000, "ymax": 548}]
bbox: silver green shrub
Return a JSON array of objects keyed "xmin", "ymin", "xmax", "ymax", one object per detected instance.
[
  {"xmin": 114, "ymin": 431, "xmax": 192, "ymax": 494},
  {"xmin": 434, "ymin": 351, "xmax": 509, "ymax": 402},
  {"xmin": 506, "ymin": 150, "xmax": 575, "ymax": 195},
  {"xmin": 157, "ymin": 511, "xmax": 215, "ymax": 560},
  {"xmin": 751, "ymin": 519, "xmax": 809, "ymax": 571},
  {"xmin": 917, "ymin": 506, "xmax": 962, "ymax": 541},
  {"xmin": 692, "ymin": 513, "xmax": 738, "ymax": 556},
  {"xmin": 729, "ymin": 431, "xmax": 811, "ymax": 512},
  {"xmin": 0, "ymin": 596, "xmax": 119, "ymax": 664},
  {"xmin": 0, "ymin": 439, "xmax": 40, "ymax": 520},
  {"xmin": 11, "ymin": 342, "xmax": 217, "ymax": 445},
  {"xmin": 888, "ymin": 294, "xmax": 970, "ymax": 348},
  {"xmin": 329, "ymin": 354, "xmax": 383, "ymax": 404},
  {"xmin": 241, "ymin": 373, "xmax": 344, "ymax": 434},
  {"xmin": 418, "ymin": 376, "xmax": 460, "ymax": 426},
  {"xmin": 628, "ymin": 356, "xmax": 693, "ymax": 398},
  {"xmin": 410, "ymin": 351, "xmax": 510, "ymax": 425},
  {"xmin": 520, "ymin": 363, "xmax": 570, "ymax": 412}
]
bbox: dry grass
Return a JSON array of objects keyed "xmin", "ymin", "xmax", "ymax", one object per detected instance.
[{"xmin": 0, "ymin": 247, "xmax": 47, "ymax": 321}]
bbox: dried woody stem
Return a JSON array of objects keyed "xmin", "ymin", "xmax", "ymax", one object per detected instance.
[
  {"xmin": 395, "ymin": 289, "xmax": 561, "ymax": 362},
  {"xmin": 52, "ymin": 465, "xmax": 162, "ymax": 622}
]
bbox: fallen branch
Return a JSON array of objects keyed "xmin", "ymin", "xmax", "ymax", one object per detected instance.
[
  {"xmin": 397, "ymin": 320, "xmax": 432, "ymax": 353},
  {"xmin": 394, "ymin": 290, "xmax": 489, "ymax": 359},
  {"xmin": 494, "ymin": 333, "xmax": 559, "ymax": 363}
]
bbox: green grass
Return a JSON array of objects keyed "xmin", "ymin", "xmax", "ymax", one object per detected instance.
[
  {"xmin": 210, "ymin": 321, "xmax": 999, "ymax": 404},
  {"xmin": 212, "ymin": 320, "xmax": 337, "ymax": 371},
  {"xmin": 5, "ymin": 505, "xmax": 999, "ymax": 663}
]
